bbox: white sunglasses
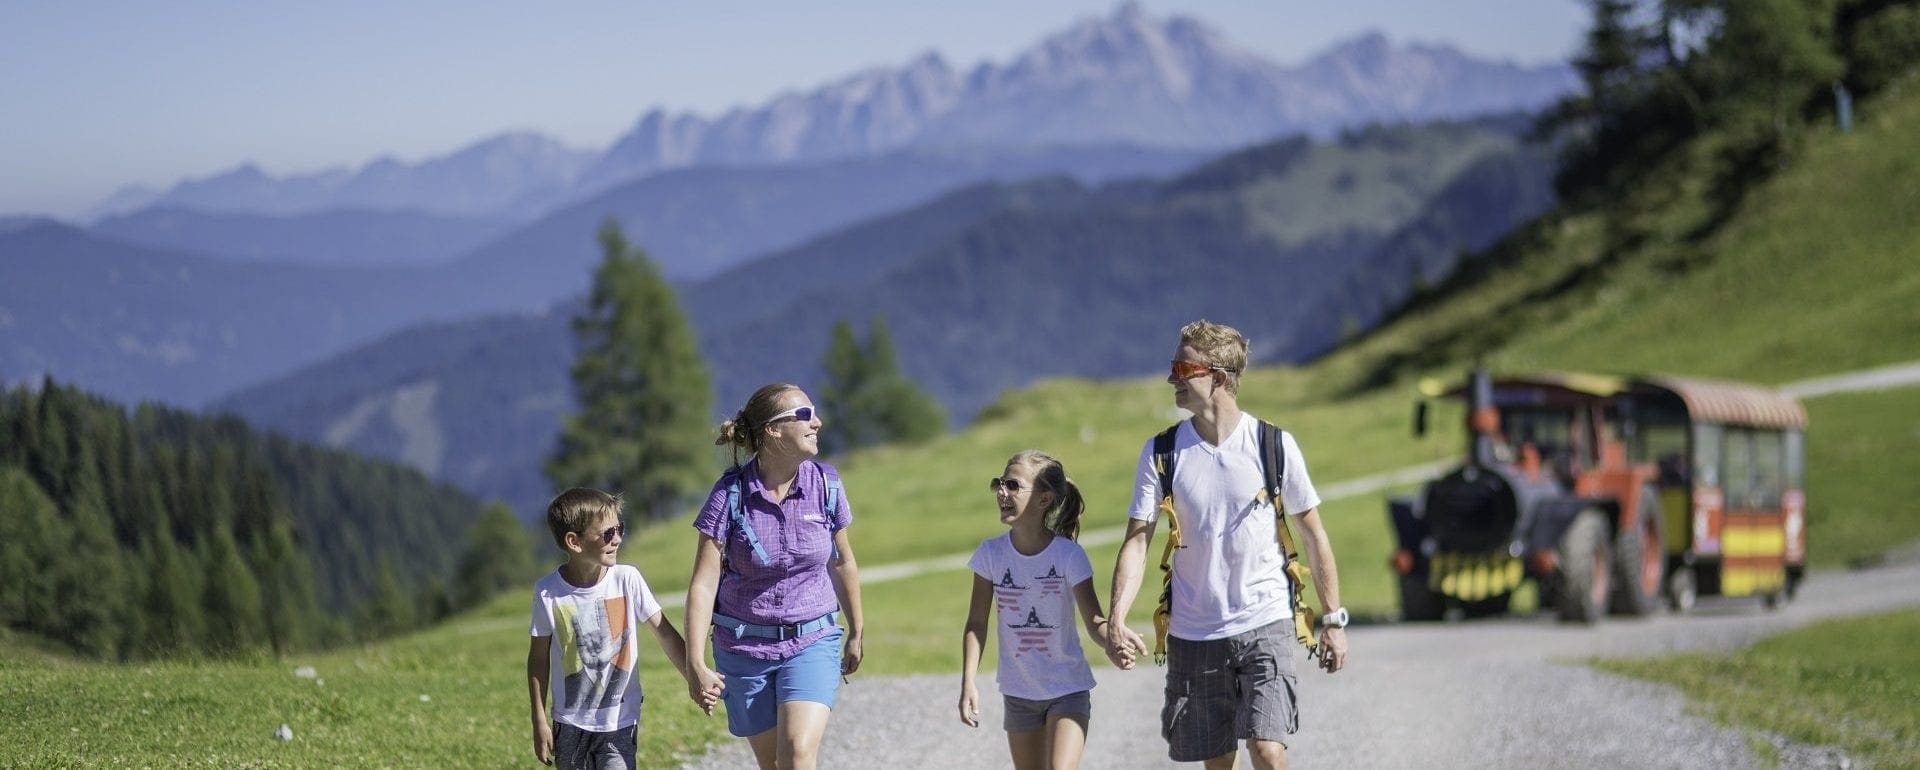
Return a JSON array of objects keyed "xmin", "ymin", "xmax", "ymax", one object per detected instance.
[{"xmin": 766, "ymin": 405, "xmax": 820, "ymax": 424}]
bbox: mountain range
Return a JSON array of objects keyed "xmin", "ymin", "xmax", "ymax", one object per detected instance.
[
  {"xmin": 214, "ymin": 117, "xmax": 1557, "ymax": 517},
  {"xmin": 84, "ymin": 5, "xmax": 1573, "ymax": 224}
]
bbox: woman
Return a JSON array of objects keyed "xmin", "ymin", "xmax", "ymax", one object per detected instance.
[{"xmin": 685, "ymin": 383, "xmax": 865, "ymax": 770}]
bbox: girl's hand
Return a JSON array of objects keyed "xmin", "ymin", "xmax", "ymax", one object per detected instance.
[
  {"xmin": 958, "ymin": 684, "xmax": 980, "ymax": 727},
  {"xmin": 841, "ymin": 632, "xmax": 864, "ymax": 676}
]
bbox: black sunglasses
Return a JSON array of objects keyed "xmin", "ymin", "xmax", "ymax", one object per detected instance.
[
  {"xmin": 583, "ymin": 521, "xmax": 625, "ymax": 543},
  {"xmin": 987, "ymin": 477, "xmax": 1028, "ymax": 493}
]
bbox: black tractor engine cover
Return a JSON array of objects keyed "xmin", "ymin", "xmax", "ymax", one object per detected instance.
[{"xmin": 1423, "ymin": 469, "xmax": 1519, "ymax": 553}]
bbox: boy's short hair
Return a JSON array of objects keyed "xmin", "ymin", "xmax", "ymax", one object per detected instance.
[
  {"xmin": 1180, "ymin": 319, "xmax": 1248, "ymax": 394},
  {"xmin": 546, "ymin": 488, "xmax": 623, "ymax": 549}
]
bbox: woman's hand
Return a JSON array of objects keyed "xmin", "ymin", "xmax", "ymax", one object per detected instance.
[{"xmin": 840, "ymin": 631, "xmax": 863, "ymax": 676}]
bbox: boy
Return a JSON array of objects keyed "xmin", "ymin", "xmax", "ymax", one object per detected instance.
[{"xmin": 529, "ymin": 488, "xmax": 703, "ymax": 768}]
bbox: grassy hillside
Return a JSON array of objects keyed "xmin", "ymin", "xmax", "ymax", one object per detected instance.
[{"xmin": 11, "ymin": 78, "xmax": 1916, "ymax": 770}]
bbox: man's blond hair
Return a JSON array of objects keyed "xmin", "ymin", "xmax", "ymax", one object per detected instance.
[
  {"xmin": 1179, "ymin": 319, "xmax": 1248, "ymax": 394},
  {"xmin": 545, "ymin": 488, "xmax": 623, "ymax": 550}
]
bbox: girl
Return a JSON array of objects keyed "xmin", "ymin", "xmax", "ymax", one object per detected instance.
[
  {"xmin": 685, "ymin": 383, "xmax": 865, "ymax": 770},
  {"xmin": 959, "ymin": 450, "xmax": 1113, "ymax": 770}
]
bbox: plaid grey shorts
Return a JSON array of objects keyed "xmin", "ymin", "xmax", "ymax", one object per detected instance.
[
  {"xmin": 1161, "ymin": 619, "xmax": 1300, "ymax": 763},
  {"xmin": 552, "ymin": 721, "xmax": 636, "ymax": 770}
]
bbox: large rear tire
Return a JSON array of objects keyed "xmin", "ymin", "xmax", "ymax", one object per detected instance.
[
  {"xmin": 1556, "ymin": 508, "xmax": 1612, "ymax": 624},
  {"xmin": 1399, "ymin": 573, "xmax": 1445, "ymax": 621},
  {"xmin": 1609, "ymin": 487, "xmax": 1665, "ymax": 616}
]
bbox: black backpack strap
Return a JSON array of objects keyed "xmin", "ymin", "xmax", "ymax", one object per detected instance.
[
  {"xmin": 1257, "ymin": 420, "xmax": 1287, "ymax": 507},
  {"xmin": 1151, "ymin": 424, "xmax": 1179, "ymax": 497}
]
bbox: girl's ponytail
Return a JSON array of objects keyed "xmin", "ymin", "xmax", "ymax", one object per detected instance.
[{"xmin": 1008, "ymin": 449, "xmax": 1083, "ymax": 541}]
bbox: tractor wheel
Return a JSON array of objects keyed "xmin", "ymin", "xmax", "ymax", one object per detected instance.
[
  {"xmin": 1609, "ymin": 487, "xmax": 1665, "ymax": 616},
  {"xmin": 1666, "ymin": 566, "xmax": 1697, "ymax": 613},
  {"xmin": 1399, "ymin": 573, "xmax": 1445, "ymax": 621},
  {"xmin": 1555, "ymin": 508, "xmax": 1612, "ymax": 624}
]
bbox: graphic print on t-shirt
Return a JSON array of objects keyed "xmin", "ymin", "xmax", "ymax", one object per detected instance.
[{"xmin": 553, "ymin": 595, "xmax": 635, "ymax": 712}]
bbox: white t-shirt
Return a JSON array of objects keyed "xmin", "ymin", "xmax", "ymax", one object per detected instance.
[
  {"xmin": 1126, "ymin": 414, "xmax": 1322, "ymax": 641},
  {"xmin": 967, "ymin": 533, "xmax": 1099, "ymax": 700},
  {"xmin": 529, "ymin": 564, "xmax": 663, "ymax": 732}
]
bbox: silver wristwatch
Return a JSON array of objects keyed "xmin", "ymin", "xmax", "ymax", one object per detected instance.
[{"xmin": 1320, "ymin": 607, "xmax": 1350, "ymax": 629}]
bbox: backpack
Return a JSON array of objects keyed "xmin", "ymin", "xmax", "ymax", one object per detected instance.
[
  {"xmin": 720, "ymin": 461, "xmax": 844, "ymax": 574},
  {"xmin": 1149, "ymin": 419, "xmax": 1320, "ymax": 663}
]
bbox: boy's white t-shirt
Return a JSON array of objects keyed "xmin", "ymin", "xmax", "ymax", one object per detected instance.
[
  {"xmin": 529, "ymin": 563, "xmax": 662, "ymax": 732},
  {"xmin": 968, "ymin": 533, "xmax": 1098, "ymax": 701},
  {"xmin": 1126, "ymin": 413, "xmax": 1322, "ymax": 642}
]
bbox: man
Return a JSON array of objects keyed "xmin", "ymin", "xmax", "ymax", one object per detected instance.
[{"xmin": 1107, "ymin": 320, "xmax": 1349, "ymax": 770}]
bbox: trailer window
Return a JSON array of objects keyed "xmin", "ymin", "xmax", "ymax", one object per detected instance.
[
  {"xmin": 1638, "ymin": 425, "xmax": 1689, "ymax": 486},
  {"xmin": 1784, "ymin": 430, "xmax": 1805, "ymax": 490},
  {"xmin": 1753, "ymin": 431, "xmax": 1783, "ymax": 510},
  {"xmin": 1692, "ymin": 423, "xmax": 1722, "ymax": 490},
  {"xmin": 1724, "ymin": 428, "xmax": 1758, "ymax": 511}
]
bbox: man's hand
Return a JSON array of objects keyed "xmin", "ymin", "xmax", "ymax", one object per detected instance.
[{"xmin": 1317, "ymin": 626, "xmax": 1347, "ymax": 673}]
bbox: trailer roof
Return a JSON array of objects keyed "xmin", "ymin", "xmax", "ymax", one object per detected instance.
[{"xmin": 1633, "ymin": 375, "xmax": 1808, "ymax": 429}]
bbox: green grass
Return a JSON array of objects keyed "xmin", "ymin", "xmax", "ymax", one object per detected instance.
[
  {"xmin": 9, "ymin": 76, "xmax": 1920, "ymax": 770},
  {"xmin": 1592, "ymin": 610, "xmax": 1920, "ymax": 768},
  {"xmin": 0, "ymin": 597, "xmax": 728, "ymax": 769}
]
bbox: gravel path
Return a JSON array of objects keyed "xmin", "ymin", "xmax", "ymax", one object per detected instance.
[{"xmin": 679, "ymin": 560, "xmax": 1918, "ymax": 769}]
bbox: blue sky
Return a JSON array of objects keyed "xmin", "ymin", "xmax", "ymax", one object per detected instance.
[{"xmin": 0, "ymin": 1, "xmax": 1585, "ymax": 218}]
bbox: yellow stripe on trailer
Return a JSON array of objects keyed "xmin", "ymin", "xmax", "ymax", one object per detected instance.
[{"xmin": 1724, "ymin": 524, "xmax": 1785, "ymax": 557}]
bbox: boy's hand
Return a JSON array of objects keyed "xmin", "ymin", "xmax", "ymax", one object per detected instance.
[
  {"xmin": 687, "ymin": 665, "xmax": 725, "ymax": 715},
  {"xmin": 958, "ymin": 684, "xmax": 980, "ymax": 728},
  {"xmin": 531, "ymin": 720, "xmax": 554, "ymax": 765}
]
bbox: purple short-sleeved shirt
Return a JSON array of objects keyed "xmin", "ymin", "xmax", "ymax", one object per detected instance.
[{"xmin": 693, "ymin": 458, "xmax": 852, "ymax": 659}]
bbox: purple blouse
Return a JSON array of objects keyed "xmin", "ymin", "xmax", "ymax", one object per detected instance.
[{"xmin": 693, "ymin": 458, "xmax": 853, "ymax": 659}]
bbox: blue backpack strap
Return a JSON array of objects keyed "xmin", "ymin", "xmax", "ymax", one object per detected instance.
[
  {"xmin": 817, "ymin": 462, "xmax": 844, "ymax": 561},
  {"xmin": 724, "ymin": 467, "xmax": 772, "ymax": 568}
]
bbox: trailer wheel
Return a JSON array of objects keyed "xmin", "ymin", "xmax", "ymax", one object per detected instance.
[
  {"xmin": 1399, "ymin": 573, "xmax": 1445, "ymax": 621},
  {"xmin": 1609, "ymin": 487, "xmax": 1665, "ymax": 616},
  {"xmin": 1556, "ymin": 508, "xmax": 1611, "ymax": 624}
]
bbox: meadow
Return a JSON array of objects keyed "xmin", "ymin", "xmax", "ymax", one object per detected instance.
[{"xmin": 4, "ymin": 72, "xmax": 1916, "ymax": 770}]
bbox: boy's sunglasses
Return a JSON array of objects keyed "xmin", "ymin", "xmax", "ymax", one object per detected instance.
[
  {"xmin": 584, "ymin": 521, "xmax": 625, "ymax": 543},
  {"xmin": 1169, "ymin": 359, "xmax": 1231, "ymax": 381},
  {"xmin": 987, "ymin": 477, "xmax": 1027, "ymax": 493},
  {"xmin": 768, "ymin": 405, "xmax": 819, "ymax": 424}
]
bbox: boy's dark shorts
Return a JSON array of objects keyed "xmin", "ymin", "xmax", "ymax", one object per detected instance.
[
  {"xmin": 553, "ymin": 722, "xmax": 636, "ymax": 770},
  {"xmin": 1160, "ymin": 619, "xmax": 1300, "ymax": 763}
]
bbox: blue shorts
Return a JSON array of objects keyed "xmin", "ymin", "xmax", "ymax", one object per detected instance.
[{"xmin": 713, "ymin": 626, "xmax": 843, "ymax": 737}]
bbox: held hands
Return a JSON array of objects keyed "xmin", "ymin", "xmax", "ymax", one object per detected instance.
[
  {"xmin": 686, "ymin": 665, "xmax": 726, "ymax": 715},
  {"xmin": 958, "ymin": 684, "xmax": 980, "ymax": 728},
  {"xmin": 1104, "ymin": 622, "xmax": 1146, "ymax": 670},
  {"xmin": 1316, "ymin": 626, "xmax": 1347, "ymax": 674}
]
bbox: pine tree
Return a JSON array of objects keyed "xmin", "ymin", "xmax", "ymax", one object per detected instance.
[
  {"xmin": 201, "ymin": 529, "xmax": 265, "ymax": 654},
  {"xmin": 548, "ymin": 220, "xmax": 714, "ymax": 520},
  {"xmin": 453, "ymin": 502, "xmax": 538, "ymax": 610},
  {"xmin": 817, "ymin": 316, "xmax": 947, "ymax": 453}
]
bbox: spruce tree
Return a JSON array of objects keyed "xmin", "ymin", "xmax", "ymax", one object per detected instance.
[
  {"xmin": 548, "ymin": 220, "xmax": 714, "ymax": 520},
  {"xmin": 453, "ymin": 502, "xmax": 538, "ymax": 610},
  {"xmin": 817, "ymin": 316, "xmax": 947, "ymax": 453}
]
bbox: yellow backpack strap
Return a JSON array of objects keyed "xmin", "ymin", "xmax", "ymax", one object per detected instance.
[
  {"xmin": 1150, "ymin": 425, "xmax": 1181, "ymax": 665},
  {"xmin": 1258, "ymin": 420, "xmax": 1320, "ymax": 657}
]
